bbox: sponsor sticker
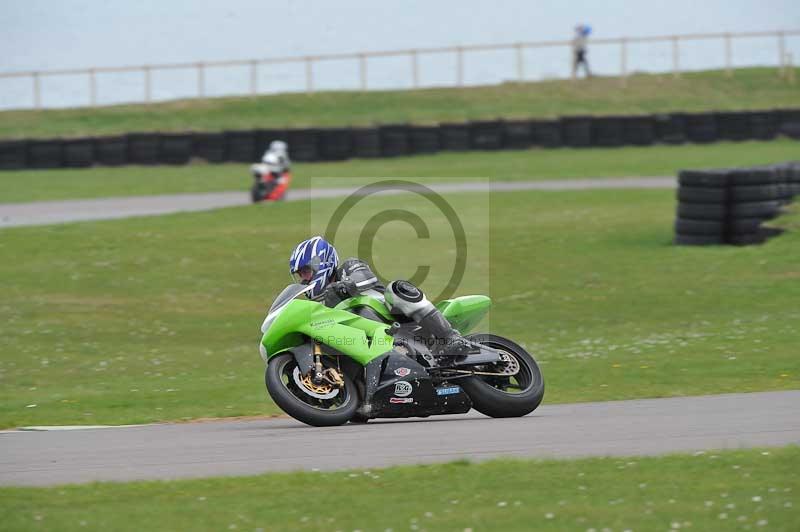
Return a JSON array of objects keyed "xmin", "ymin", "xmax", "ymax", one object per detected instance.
[
  {"xmin": 389, "ymin": 397, "xmax": 413, "ymax": 404},
  {"xmin": 436, "ymin": 386, "xmax": 461, "ymax": 396},
  {"xmin": 394, "ymin": 381, "xmax": 413, "ymax": 397},
  {"xmin": 394, "ymin": 367, "xmax": 411, "ymax": 377}
]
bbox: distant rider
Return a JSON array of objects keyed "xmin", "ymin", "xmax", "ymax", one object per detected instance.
[
  {"xmin": 288, "ymin": 236, "xmax": 476, "ymax": 359},
  {"xmin": 263, "ymin": 140, "xmax": 291, "ymax": 173},
  {"xmin": 251, "ymin": 140, "xmax": 292, "ymax": 201}
]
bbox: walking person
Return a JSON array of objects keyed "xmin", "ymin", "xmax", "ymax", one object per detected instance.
[{"xmin": 572, "ymin": 24, "xmax": 592, "ymax": 79}]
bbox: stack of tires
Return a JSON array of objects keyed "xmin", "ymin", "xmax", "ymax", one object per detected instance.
[
  {"xmin": 591, "ymin": 116, "xmax": 624, "ymax": 147},
  {"xmin": 675, "ymin": 163, "xmax": 797, "ymax": 246},
  {"xmin": 469, "ymin": 121, "xmax": 504, "ymax": 150},
  {"xmin": 503, "ymin": 120, "xmax": 533, "ymax": 149},
  {"xmin": 531, "ymin": 120, "xmax": 562, "ymax": 148},
  {"xmin": 127, "ymin": 133, "xmax": 160, "ymax": 165},
  {"xmin": 192, "ymin": 132, "xmax": 226, "ymax": 163},
  {"xmin": 715, "ymin": 112, "xmax": 752, "ymax": 141},
  {"xmin": 27, "ymin": 139, "xmax": 63, "ymax": 168},
  {"xmin": 621, "ymin": 115, "xmax": 656, "ymax": 146},
  {"xmin": 684, "ymin": 112, "xmax": 717, "ymax": 144},
  {"xmin": 439, "ymin": 123, "xmax": 471, "ymax": 151},
  {"xmin": 654, "ymin": 113, "xmax": 686, "ymax": 144},
  {"xmin": 94, "ymin": 136, "xmax": 128, "ymax": 166},
  {"xmin": 408, "ymin": 126, "xmax": 440, "ymax": 154},
  {"xmin": 62, "ymin": 138, "xmax": 94, "ymax": 168},
  {"xmin": 727, "ymin": 167, "xmax": 786, "ymax": 245},
  {"xmin": 379, "ymin": 125, "xmax": 410, "ymax": 157},
  {"xmin": 2, "ymin": 107, "xmax": 799, "ymax": 172},
  {"xmin": 351, "ymin": 127, "xmax": 381, "ymax": 158},
  {"xmin": 0, "ymin": 140, "xmax": 28, "ymax": 170},
  {"xmin": 675, "ymin": 169, "xmax": 730, "ymax": 246},
  {"xmin": 158, "ymin": 133, "xmax": 192, "ymax": 165},
  {"xmin": 319, "ymin": 128, "xmax": 353, "ymax": 161},
  {"xmin": 749, "ymin": 111, "xmax": 778, "ymax": 140},
  {"xmin": 561, "ymin": 116, "xmax": 592, "ymax": 148},
  {"xmin": 225, "ymin": 130, "xmax": 258, "ymax": 163},
  {"xmin": 778, "ymin": 109, "xmax": 800, "ymax": 139},
  {"xmin": 287, "ymin": 129, "xmax": 320, "ymax": 162}
]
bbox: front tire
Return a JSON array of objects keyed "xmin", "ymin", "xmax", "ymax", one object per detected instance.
[
  {"xmin": 251, "ymin": 183, "xmax": 264, "ymax": 203},
  {"xmin": 265, "ymin": 353, "xmax": 359, "ymax": 427},
  {"xmin": 459, "ymin": 334, "xmax": 544, "ymax": 418}
]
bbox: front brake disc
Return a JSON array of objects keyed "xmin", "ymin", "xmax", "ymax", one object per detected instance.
[{"xmin": 292, "ymin": 367, "xmax": 340, "ymax": 399}]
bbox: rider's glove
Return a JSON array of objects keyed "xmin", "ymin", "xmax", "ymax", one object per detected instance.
[{"xmin": 323, "ymin": 281, "xmax": 357, "ymax": 307}]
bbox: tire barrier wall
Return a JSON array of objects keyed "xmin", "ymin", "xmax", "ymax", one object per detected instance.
[
  {"xmin": 674, "ymin": 162, "xmax": 799, "ymax": 246},
  {"xmin": 1, "ymin": 108, "xmax": 798, "ymax": 170}
]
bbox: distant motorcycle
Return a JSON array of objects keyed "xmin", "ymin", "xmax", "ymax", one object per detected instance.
[
  {"xmin": 258, "ymin": 284, "xmax": 545, "ymax": 427},
  {"xmin": 250, "ymin": 163, "xmax": 290, "ymax": 203}
]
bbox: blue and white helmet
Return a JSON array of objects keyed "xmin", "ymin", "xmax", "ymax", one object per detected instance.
[{"xmin": 288, "ymin": 236, "xmax": 339, "ymax": 300}]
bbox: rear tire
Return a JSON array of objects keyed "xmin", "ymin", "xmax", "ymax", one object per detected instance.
[
  {"xmin": 459, "ymin": 334, "xmax": 544, "ymax": 418},
  {"xmin": 265, "ymin": 353, "xmax": 359, "ymax": 427}
]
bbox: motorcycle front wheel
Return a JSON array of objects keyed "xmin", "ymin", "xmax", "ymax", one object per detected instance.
[
  {"xmin": 265, "ymin": 353, "xmax": 359, "ymax": 427},
  {"xmin": 250, "ymin": 183, "xmax": 265, "ymax": 203},
  {"xmin": 459, "ymin": 333, "xmax": 545, "ymax": 418}
]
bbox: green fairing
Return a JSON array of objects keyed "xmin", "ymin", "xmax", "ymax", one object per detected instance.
[
  {"xmin": 261, "ymin": 299, "xmax": 393, "ymax": 365},
  {"xmin": 334, "ymin": 295, "xmax": 394, "ymax": 322},
  {"xmin": 260, "ymin": 292, "xmax": 492, "ymax": 366},
  {"xmin": 437, "ymin": 295, "xmax": 492, "ymax": 334},
  {"xmin": 333, "ymin": 294, "xmax": 492, "ymax": 333}
]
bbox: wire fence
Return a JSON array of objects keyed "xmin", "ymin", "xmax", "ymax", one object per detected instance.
[{"xmin": 1, "ymin": 29, "xmax": 798, "ymax": 110}]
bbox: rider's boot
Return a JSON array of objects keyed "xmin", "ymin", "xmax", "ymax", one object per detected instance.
[
  {"xmin": 415, "ymin": 307, "xmax": 479, "ymax": 361},
  {"xmin": 385, "ymin": 280, "xmax": 478, "ymax": 363}
]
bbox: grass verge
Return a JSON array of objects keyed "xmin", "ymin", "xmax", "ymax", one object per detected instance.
[
  {"xmin": 0, "ymin": 187, "xmax": 797, "ymax": 427},
  {"xmin": 1, "ymin": 447, "xmax": 798, "ymax": 531},
  {"xmin": 1, "ymin": 68, "xmax": 798, "ymax": 139},
  {"xmin": 1, "ymin": 139, "xmax": 799, "ymax": 203}
]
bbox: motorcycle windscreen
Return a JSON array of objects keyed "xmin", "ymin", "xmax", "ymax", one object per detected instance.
[{"xmin": 270, "ymin": 284, "xmax": 313, "ymax": 313}]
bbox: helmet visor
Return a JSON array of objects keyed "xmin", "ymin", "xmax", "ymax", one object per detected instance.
[{"xmin": 292, "ymin": 265, "xmax": 316, "ymax": 284}]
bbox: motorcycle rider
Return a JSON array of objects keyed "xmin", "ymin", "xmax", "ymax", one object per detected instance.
[
  {"xmin": 251, "ymin": 140, "xmax": 292, "ymax": 201},
  {"xmin": 288, "ymin": 235, "xmax": 476, "ymax": 359},
  {"xmin": 262, "ymin": 140, "xmax": 291, "ymax": 173}
]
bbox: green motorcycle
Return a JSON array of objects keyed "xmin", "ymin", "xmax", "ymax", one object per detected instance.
[{"xmin": 259, "ymin": 284, "xmax": 544, "ymax": 427}]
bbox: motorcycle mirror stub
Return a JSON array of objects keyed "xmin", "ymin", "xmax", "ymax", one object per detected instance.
[{"xmin": 386, "ymin": 322, "xmax": 401, "ymax": 336}]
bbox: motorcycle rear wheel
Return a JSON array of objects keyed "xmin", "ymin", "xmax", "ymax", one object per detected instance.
[
  {"xmin": 459, "ymin": 334, "xmax": 544, "ymax": 418},
  {"xmin": 265, "ymin": 353, "xmax": 359, "ymax": 427}
]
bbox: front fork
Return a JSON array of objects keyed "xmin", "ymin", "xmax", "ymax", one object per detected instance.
[{"xmin": 311, "ymin": 342, "xmax": 344, "ymax": 388}]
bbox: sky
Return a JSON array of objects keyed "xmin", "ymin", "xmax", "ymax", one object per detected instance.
[{"xmin": 2, "ymin": 0, "xmax": 798, "ymax": 71}]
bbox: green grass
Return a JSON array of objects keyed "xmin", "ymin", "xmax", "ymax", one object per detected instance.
[
  {"xmin": 1, "ymin": 447, "xmax": 798, "ymax": 531},
  {"xmin": 0, "ymin": 68, "xmax": 798, "ymax": 139},
  {"xmin": 0, "ymin": 187, "xmax": 798, "ymax": 428},
  {"xmin": 1, "ymin": 139, "xmax": 798, "ymax": 203}
]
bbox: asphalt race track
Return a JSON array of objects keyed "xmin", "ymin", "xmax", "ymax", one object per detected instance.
[
  {"xmin": 2, "ymin": 391, "xmax": 798, "ymax": 487},
  {"xmin": 0, "ymin": 177, "xmax": 674, "ymax": 228}
]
